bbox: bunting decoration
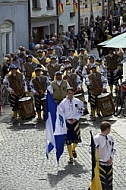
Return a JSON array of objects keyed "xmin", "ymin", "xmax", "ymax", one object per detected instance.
[
  {"xmin": 73, "ymin": 1, "xmax": 77, "ymax": 12},
  {"xmin": 58, "ymin": 3, "xmax": 64, "ymax": 14}
]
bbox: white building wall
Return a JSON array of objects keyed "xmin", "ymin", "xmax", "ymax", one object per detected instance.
[{"xmin": 59, "ymin": 0, "xmax": 79, "ymax": 34}]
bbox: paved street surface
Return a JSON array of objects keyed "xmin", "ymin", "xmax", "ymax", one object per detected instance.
[{"xmin": 0, "ymin": 48, "xmax": 126, "ymax": 190}]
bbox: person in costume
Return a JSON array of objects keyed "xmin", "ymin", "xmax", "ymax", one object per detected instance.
[
  {"xmin": 92, "ymin": 121, "xmax": 116, "ymax": 190},
  {"xmin": 30, "ymin": 64, "xmax": 50, "ymax": 122},
  {"xmin": 47, "ymin": 56, "xmax": 61, "ymax": 81},
  {"xmin": 3, "ymin": 64, "xmax": 28, "ymax": 124},
  {"xmin": 47, "ymin": 71, "xmax": 70, "ymax": 104},
  {"xmin": 105, "ymin": 48, "xmax": 120, "ymax": 95},
  {"xmin": 85, "ymin": 64, "xmax": 107, "ymax": 121},
  {"xmin": 59, "ymin": 87, "xmax": 84, "ymax": 164}
]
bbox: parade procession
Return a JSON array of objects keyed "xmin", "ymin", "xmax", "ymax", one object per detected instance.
[{"xmin": 1, "ymin": 0, "xmax": 126, "ymax": 190}]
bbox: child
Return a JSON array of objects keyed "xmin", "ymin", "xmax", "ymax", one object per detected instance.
[{"xmin": 93, "ymin": 121, "xmax": 116, "ymax": 190}]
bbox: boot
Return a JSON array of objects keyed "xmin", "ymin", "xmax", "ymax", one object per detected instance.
[
  {"xmin": 83, "ymin": 101, "xmax": 89, "ymax": 115},
  {"xmin": 13, "ymin": 111, "xmax": 18, "ymax": 124},
  {"xmin": 37, "ymin": 111, "xmax": 42, "ymax": 122}
]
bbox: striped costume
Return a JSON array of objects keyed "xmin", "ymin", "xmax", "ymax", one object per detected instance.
[{"xmin": 94, "ymin": 133, "xmax": 116, "ymax": 190}]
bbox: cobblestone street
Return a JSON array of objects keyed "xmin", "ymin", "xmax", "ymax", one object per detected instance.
[
  {"xmin": 0, "ymin": 48, "xmax": 126, "ymax": 190},
  {"xmin": 0, "ymin": 108, "xmax": 126, "ymax": 189}
]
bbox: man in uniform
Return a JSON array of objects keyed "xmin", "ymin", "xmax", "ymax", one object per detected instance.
[
  {"xmin": 30, "ymin": 64, "xmax": 50, "ymax": 121},
  {"xmin": 68, "ymin": 49, "xmax": 79, "ymax": 72},
  {"xmin": 3, "ymin": 64, "xmax": 28, "ymax": 124},
  {"xmin": 36, "ymin": 49, "xmax": 47, "ymax": 67},
  {"xmin": 78, "ymin": 48, "xmax": 88, "ymax": 68},
  {"xmin": 105, "ymin": 48, "xmax": 120, "ymax": 95},
  {"xmin": 47, "ymin": 71, "xmax": 70, "ymax": 104},
  {"xmin": 24, "ymin": 54, "xmax": 36, "ymax": 92},
  {"xmin": 59, "ymin": 87, "xmax": 84, "ymax": 164},
  {"xmin": 85, "ymin": 64, "xmax": 107, "ymax": 121},
  {"xmin": 47, "ymin": 56, "xmax": 61, "ymax": 81}
]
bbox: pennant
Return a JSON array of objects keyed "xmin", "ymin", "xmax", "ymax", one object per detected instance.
[
  {"xmin": 46, "ymin": 90, "xmax": 67, "ymax": 162},
  {"xmin": 58, "ymin": 3, "xmax": 64, "ymax": 14},
  {"xmin": 73, "ymin": 2, "xmax": 77, "ymax": 12},
  {"xmin": 88, "ymin": 131, "xmax": 102, "ymax": 190}
]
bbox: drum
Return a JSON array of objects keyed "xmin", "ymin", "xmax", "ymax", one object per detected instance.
[
  {"xmin": 97, "ymin": 93, "xmax": 115, "ymax": 117},
  {"xmin": 74, "ymin": 93, "xmax": 84, "ymax": 102},
  {"xmin": 18, "ymin": 97, "xmax": 36, "ymax": 120}
]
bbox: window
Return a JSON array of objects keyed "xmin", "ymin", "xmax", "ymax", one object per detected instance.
[
  {"xmin": 85, "ymin": 17, "xmax": 88, "ymax": 26},
  {"xmin": 32, "ymin": 0, "xmax": 40, "ymax": 8},
  {"xmin": 66, "ymin": 0, "xmax": 70, "ymax": 5},
  {"xmin": 47, "ymin": 0, "xmax": 53, "ymax": 8}
]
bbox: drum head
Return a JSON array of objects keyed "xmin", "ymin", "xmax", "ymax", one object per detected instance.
[
  {"xmin": 74, "ymin": 93, "xmax": 83, "ymax": 98},
  {"xmin": 98, "ymin": 93, "xmax": 110, "ymax": 99},
  {"xmin": 41, "ymin": 97, "xmax": 46, "ymax": 101},
  {"xmin": 19, "ymin": 97, "xmax": 31, "ymax": 102}
]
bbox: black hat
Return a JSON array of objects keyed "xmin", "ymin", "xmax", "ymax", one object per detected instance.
[
  {"xmin": 96, "ymin": 57, "xmax": 103, "ymax": 61},
  {"xmin": 60, "ymin": 56, "xmax": 66, "ymax": 60},
  {"xmin": 88, "ymin": 54, "xmax": 95, "ymax": 59},
  {"xmin": 68, "ymin": 49, "xmax": 75, "ymax": 52},
  {"xmin": 9, "ymin": 64, "xmax": 18, "ymax": 70},
  {"xmin": 37, "ymin": 49, "xmax": 43, "ymax": 53},
  {"xmin": 34, "ymin": 64, "xmax": 42, "ymax": 71},
  {"xmin": 55, "ymin": 71, "xmax": 62, "ymax": 76},
  {"xmin": 80, "ymin": 48, "xmax": 86, "ymax": 51},
  {"xmin": 50, "ymin": 55, "xmax": 57, "ymax": 60},
  {"xmin": 64, "ymin": 59, "xmax": 71, "ymax": 63},
  {"xmin": 27, "ymin": 54, "xmax": 32, "ymax": 58}
]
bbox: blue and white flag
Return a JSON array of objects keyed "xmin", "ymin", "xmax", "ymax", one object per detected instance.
[{"xmin": 46, "ymin": 90, "xmax": 67, "ymax": 162}]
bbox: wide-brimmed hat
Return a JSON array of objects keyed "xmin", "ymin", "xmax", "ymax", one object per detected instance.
[
  {"xmin": 34, "ymin": 64, "xmax": 43, "ymax": 71},
  {"xmin": 55, "ymin": 71, "xmax": 62, "ymax": 76},
  {"xmin": 50, "ymin": 55, "xmax": 57, "ymax": 60},
  {"xmin": 68, "ymin": 49, "xmax": 75, "ymax": 52},
  {"xmin": 64, "ymin": 59, "xmax": 71, "ymax": 63},
  {"xmin": 88, "ymin": 54, "xmax": 96, "ymax": 59},
  {"xmin": 9, "ymin": 64, "xmax": 18, "ymax": 70},
  {"xmin": 96, "ymin": 57, "xmax": 103, "ymax": 61}
]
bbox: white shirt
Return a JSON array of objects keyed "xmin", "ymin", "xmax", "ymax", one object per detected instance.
[
  {"xmin": 59, "ymin": 97, "xmax": 84, "ymax": 121},
  {"xmin": 94, "ymin": 133, "xmax": 116, "ymax": 165}
]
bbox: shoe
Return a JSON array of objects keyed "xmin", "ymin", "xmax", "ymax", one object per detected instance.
[
  {"xmin": 37, "ymin": 118, "xmax": 43, "ymax": 123},
  {"xmin": 91, "ymin": 116, "xmax": 96, "ymax": 121},
  {"xmin": 72, "ymin": 151, "xmax": 77, "ymax": 158},
  {"xmin": 83, "ymin": 109, "xmax": 89, "ymax": 115},
  {"xmin": 97, "ymin": 114, "xmax": 102, "ymax": 119},
  {"xmin": 13, "ymin": 119, "xmax": 18, "ymax": 124},
  {"xmin": 68, "ymin": 158, "xmax": 73, "ymax": 164}
]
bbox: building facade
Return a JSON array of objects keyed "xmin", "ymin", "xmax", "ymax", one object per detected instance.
[
  {"xmin": 58, "ymin": 0, "xmax": 79, "ymax": 35},
  {"xmin": 80, "ymin": 0, "xmax": 108, "ymax": 26},
  {"xmin": 30, "ymin": 0, "xmax": 79, "ymax": 43},
  {"xmin": 0, "ymin": 0, "xmax": 29, "ymax": 63},
  {"xmin": 30, "ymin": 0, "xmax": 58, "ymax": 43}
]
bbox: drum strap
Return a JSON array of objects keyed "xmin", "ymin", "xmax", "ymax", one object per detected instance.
[
  {"xmin": 34, "ymin": 77, "xmax": 44, "ymax": 94},
  {"xmin": 92, "ymin": 75, "xmax": 102, "ymax": 93},
  {"xmin": 64, "ymin": 75, "xmax": 77, "ymax": 92}
]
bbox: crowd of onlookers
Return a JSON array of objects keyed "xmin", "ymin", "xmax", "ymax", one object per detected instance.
[{"xmin": 1, "ymin": 15, "xmax": 126, "ymax": 80}]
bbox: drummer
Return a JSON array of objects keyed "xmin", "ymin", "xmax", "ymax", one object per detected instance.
[
  {"xmin": 85, "ymin": 64, "xmax": 107, "ymax": 121},
  {"xmin": 3, "ymin": 64, "xmax": 28, "ymax": 124},
  {"xmin": 30, "ymin": 64, "xmax": 50, "ymax": 122}
]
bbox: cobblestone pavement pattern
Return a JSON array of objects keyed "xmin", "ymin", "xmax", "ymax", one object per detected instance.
[{"xmin": 0, "ymin": 48, "xmax": 126, "ymax": 190}]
